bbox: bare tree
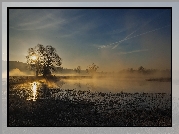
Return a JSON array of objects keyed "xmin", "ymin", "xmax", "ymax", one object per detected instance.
[
  {"xmin": 86, "ymin": 63, "xmax": 99, "ymax": 76},
  {"xmin": 74, "ymin": 66, "xmax": 81, "ymax": 74}
]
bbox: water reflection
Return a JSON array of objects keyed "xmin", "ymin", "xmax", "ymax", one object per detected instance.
[
  {"xmin": 10, "ymin": 80, "xmax": 81, "ymax": 101},
  {"xmin": 9, "ymin": 77, "xmax": 171, "ymax": 101},
  {"xmin": 74, "ymin": 82, "xmax": 81, "ymax": 88},
  {"xmin": 31, "ymin": 82, "xmax": 37, "ymax": 101},
  {"xmin": 61, "ymin": 78, "xmax": 171, "ymax": 93},
  {"xmin": 26, "ymin": 82, "xmax": 38, "ymax": 101},
  {"xmin": 86, "ymin": 83, "xmax": 96, "ymax": 91}
]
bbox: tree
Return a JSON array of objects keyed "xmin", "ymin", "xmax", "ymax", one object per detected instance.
[
  {"xmin": 86, "ymin": 63, "xmax": 99, "ymax": 75},
  {"xmin": 74, "ymin": 66, "xmax": 81, "ymax": 74},
  {"xmin": 26, "ymin": 44, "xmax": 62, "ymax": 77},
  {"xmin": 138, "ymin": 66, "xmax": 145, "ymax": 73},
  {"xmin": 128, "ymin": 68, "xmax": 134, "ymax": 73}
]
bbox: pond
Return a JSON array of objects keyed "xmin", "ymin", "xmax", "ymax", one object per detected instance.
[
  {"xmin": 59, "ymin": 77, "xmax": 171, "ymax": 93},
  {"xmin": 9, "ymin": 76, "xmax": 171, "ymax": 102}
]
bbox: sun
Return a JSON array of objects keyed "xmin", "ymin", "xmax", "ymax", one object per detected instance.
[{"xmin": 31, "ymin": 55, "xmax": 37, "ymax": 60}]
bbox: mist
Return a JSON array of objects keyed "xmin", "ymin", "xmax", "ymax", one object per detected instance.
[{"xmin": 9, "ymin": 68, "xmax": 34, "ymax": 76}]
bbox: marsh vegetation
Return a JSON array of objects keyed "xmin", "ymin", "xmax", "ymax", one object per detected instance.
[{"xmin": 9, "ymin": 74, "xmax": 171, "ymax": 126}]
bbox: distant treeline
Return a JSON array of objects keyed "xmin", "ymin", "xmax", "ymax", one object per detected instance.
[
  {"xmin": 117, "ymin": 66, "xmax": 171, "ymax": 75},
  {"xmin": 9, "ymin": 61, "xmax": 28, "ymax": 72},
  {"xmin": 98, "ymin": 66, "xmax": 171, "ymax": 76},
  {"xmin": 9, "ymin": 61, "xmax": 87, "ymax": 74},
  {"xmin": 9, "ymin": 61, "xmax": 171, "ymax": 75}
]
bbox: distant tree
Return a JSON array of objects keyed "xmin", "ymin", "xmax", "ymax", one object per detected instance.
[
  {"xmin": 128, "ymin": 68, "xmax": 134, "ymax": 73},
  {"xmin": 26, "ymin": 44, "xmax": 62, "ymax": 77},
  {"xmin": 86, "ymin": 63, "xmax": 99, "ymax": 75},
  {"xmin": 138, "ymin": 66, "xmax": 145, "ymax": 73},
  {"xmin": 74, "ymin": 66, "xmax": 81, "ymax": 74}
]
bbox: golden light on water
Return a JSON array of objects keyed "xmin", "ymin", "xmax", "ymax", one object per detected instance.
[
  {"xmin": 27, "ymin": 82, "xmax": 38, "ymax": 101},
  {"xmin": 32, "ymin": 82, "xmax": 37, "ymax": 101}
]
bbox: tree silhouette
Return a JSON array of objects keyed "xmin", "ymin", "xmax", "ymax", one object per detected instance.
[
  {"xmin": 86, "ymin": 63, "xmax": 99, "ymax": 75},
  {"xmin": 138, "ymin": 66, "xmax": 145, "ymax": 73},
  {"xmin": 74, "ymin": 66, "xmax": 81, "ymax": 74},
  {"xmin": 26, "ymin": 44, "xmax": 62, "ymax": 77}
]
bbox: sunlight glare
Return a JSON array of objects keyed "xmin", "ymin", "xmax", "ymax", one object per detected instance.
[
  {"xmin": 31, "ymin": 55, "xmax": 37, "ymax": 61},
  {"xmin": 31, "ymin": 82, "xmax": 37, "ymax": 101}
]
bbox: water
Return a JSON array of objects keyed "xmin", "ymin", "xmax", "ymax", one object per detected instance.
[
  {"xmin": 9, "ymin": 76, "xmax": 171, "ymax": 102},
  {"xmin": 60, "ymin": 77, "xmax": 171, "ymax": 93},
  {"xmin": 8, "ymin": 76, "xmax": 171, "ymax": 126}
]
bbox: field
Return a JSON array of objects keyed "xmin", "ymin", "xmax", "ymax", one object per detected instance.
[{"xmin": 8, "ymin": 76, "xmax": 171, "ymax": 126}]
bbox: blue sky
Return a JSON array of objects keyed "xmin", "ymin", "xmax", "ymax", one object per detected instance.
[{"xmin": 9, "ymin": 8, "xmax": 171, "ymax": 71}]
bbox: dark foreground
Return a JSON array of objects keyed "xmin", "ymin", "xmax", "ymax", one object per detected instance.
[{"xmin": 9, "ymin": 87, "xmax": 171, "ymax": 127}]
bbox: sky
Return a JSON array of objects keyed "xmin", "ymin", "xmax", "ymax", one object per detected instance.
[{"xmin": 9, "ymin": 8, "xmax": 171, "ymax": 72}]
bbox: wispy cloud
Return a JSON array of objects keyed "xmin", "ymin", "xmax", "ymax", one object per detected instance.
[
  {"xmin": 97, "ymin": 27, "xmax": 139, "ymax": 50},
  {"xmin": 10, "ymin": 21, "xmax": 64, "ymax": 31},
  {"xmin": 96, "ymin": 10, "xmax": 170, "ymax": 51},
  {"xmin": 9, "ymin": 10, "xmax": 66, "ymax": 31},
  {"xmin": 98, "ymin": 24, "xmax": 170, "ymax": 50},
  {"xmin": 124, "ymin": 29, "xmax": 137, "ymax": 40},
  {"xmin": 124, "ymin": 25, "xmax": 170, "ymax": 40},
  {"xmin": 112, "ymin": 44, "xmax": 119, "ymax": 49},
  {"xmin": 97, "ymin": 44, "xmax": 113, "ymax": 49},
  {"xmin": 119, "ymin": 49, "xmax": 148, "ymax": 55},
  {"xmin": 107, "ymin": 22, "xmax": 137, "ymax": 35}
]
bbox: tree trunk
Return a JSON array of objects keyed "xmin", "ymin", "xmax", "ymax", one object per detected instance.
[{"xmin": 36, "ymin": 70, "xmax": 38, "ymax": 77}]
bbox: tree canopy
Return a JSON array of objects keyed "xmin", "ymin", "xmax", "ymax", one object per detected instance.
[{"xmin": 26, "ymin": 44, "xmax": 62, "ymax": 77}]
